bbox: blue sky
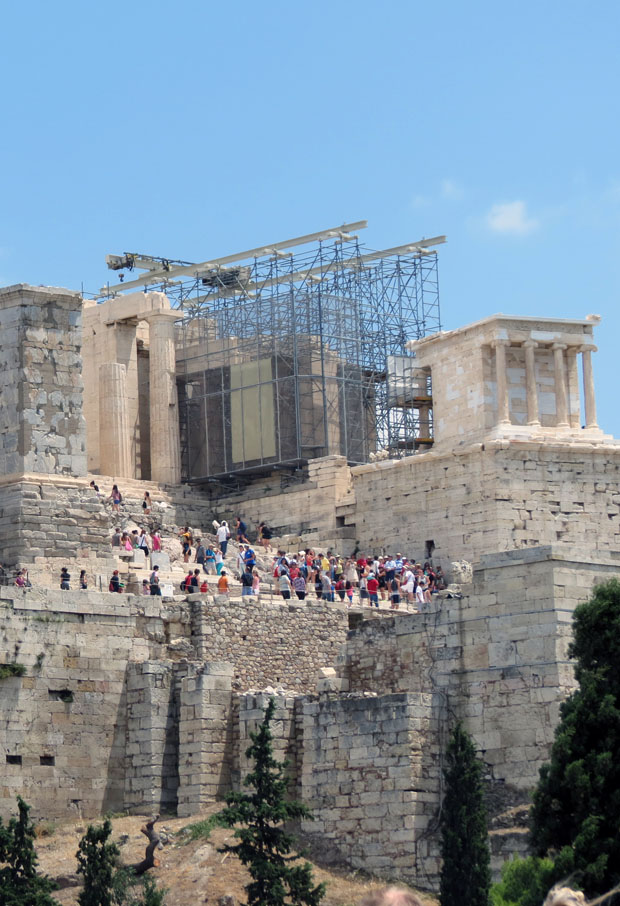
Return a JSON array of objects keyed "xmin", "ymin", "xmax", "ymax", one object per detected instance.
[{"xmin": 2, "ymin": 0, "xmax": 619, "ymax": 436}]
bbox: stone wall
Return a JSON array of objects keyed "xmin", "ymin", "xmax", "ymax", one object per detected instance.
[
  {"xmin": 0, "ymin": 587, "xmax": 351, "ymax": 820},
  {"xmin": 0, "ymin": 476, "xmax": 114, "ymax": 567},
  {"xmin": 0, "ymin": 587, "xmax": 153, "ymax": 819},
  {"xmin": 299, "ymin": 693, "xmax": 443, "ymax": 888},
  {"xmin": 188, "ymin": 455, "xmax": 354, "ymax": 549},
  {"xmin": 350, "ymin": 439, "xmax": 620, "ymax": 564},
  {"xmin": 188, "ymin": 596, "xmax": 350, "ymax": 690},
  {"xmin": 0, "ymin": 284, "xmax": 86, "ymax": 477},
  {"xmin": 337, "ymin": 546, "xmax": 619, "ymax": 789}
]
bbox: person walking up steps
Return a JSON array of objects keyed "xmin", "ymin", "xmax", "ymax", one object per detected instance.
[
  {"xmin": 149, "ymin": 565, "xmax": 162, "ymax": 596},
  {"xmin": 216, "ymin": 521, "xmax": 230, "ymax": 556}
]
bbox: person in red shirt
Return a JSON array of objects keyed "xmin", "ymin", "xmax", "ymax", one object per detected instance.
[{"xmin": 367, "ymin": 573, "xmax": 380, "ymax": 607}]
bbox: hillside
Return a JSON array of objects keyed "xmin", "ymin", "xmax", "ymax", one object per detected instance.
[{"xmin": 35, "ymin": 805, "xmax": 435, "ymax": 906}]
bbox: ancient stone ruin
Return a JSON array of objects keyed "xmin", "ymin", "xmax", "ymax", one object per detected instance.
[{"xmin": 1, "ymin": 280, "xmax": 618, "ymax": 890}]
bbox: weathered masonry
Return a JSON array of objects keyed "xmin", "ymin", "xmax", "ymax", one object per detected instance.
[{"xmin": 1, "ymin": 283, "xmax": 620, "ymax": 891}]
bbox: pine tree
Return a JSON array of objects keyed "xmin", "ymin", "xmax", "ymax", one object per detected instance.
[
  {"xmin": 530, "ymin": 578, "xmax": 620, "ymax": 895},
  {"xmin": 440, "ymin": 722, "xmax": 491, "ymax": 906},
  {"xmin": 217, "ymin": 697, "xmax": 326, "ymax": 906},
  {"xmin": 76, "ymin": 819, "xmax": 166, "ymax": 906},
  {"xmin": 0, "ymin": 796, "xmax": 60, "ymax": 906},
  {"xmin": 77, "ymin": 819, "xmax": 121, "ymax": 906}
]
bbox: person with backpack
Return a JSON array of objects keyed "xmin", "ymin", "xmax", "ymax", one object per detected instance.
[
  {"xmin": 257, "ymin": 521, "xmax": 272, "ymax": 550},
  {"xmin": 195, "ymin": 539, "xmax": 207, "ymax": 571},
  {"xmin": 179, "ymin": 526, "xmax": 193, "ymax": 563},
  {"xmin": 240, "ymin": 566, "xmax": 254, "ymax": 597}
]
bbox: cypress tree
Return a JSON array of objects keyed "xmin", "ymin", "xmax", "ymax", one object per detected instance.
[
  {"xmin": 77, "ymin": 819, "xmax": 121, "ymax": 906},
  {"xmin": 217, "ymin": 697, "xmax": 326, "ymax": 906},
  {"xmin": 440, "ymin": 722, "xmax": 491, "ymax": 906},
  {"xmin": 530, "ymin": 578, "xmax": 620, "ymax": 895},
  {"xmin": 0, "ymin": 796, "xmax": 60, "ymax": 906}
]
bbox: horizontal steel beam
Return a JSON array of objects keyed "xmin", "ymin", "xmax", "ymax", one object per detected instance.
[{"xmin": 98, "ymin": 220, "xmax": 369, "ymax": 296}]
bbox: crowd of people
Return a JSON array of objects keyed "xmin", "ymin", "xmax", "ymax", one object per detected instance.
[
  {"xmin": 6, "ymin": 479, "xmax": 447, "ymax": 607},
  {"xmin": 263, "ymin": 549, "xmax": 445, "ymax": 609},
  {"xmin": 104, "ymin": 508, "xmax": 446, "ymax": 609}
]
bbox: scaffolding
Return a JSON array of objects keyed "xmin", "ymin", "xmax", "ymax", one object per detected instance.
[{"xmin": 99, "ymin": 223, "xmax": 443, "ymax": 484}]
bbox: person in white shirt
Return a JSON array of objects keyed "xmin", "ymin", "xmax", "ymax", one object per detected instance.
[{"xmin": 216, "ymin": 521, "xmax": 230, "ymax": 556}]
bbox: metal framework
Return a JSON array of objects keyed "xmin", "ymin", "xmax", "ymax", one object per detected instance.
[{"xmin": 99, "ymin": 224, "xmax": 443, "ymax": 484}]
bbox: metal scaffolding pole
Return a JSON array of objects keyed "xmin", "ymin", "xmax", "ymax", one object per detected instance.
[{"xmin": 99, "ymin": 228, "xmax": 443, "ymax": 484}]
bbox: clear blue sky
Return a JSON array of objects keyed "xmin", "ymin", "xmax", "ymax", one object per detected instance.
[{"xmin": 2, "ymin": 1, "xmax": 619, "ymax": 436}]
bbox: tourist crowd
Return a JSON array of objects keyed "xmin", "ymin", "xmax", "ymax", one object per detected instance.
[{"xmin": 7, "ymin": 483, "xmax": 446, "ymax": 608}]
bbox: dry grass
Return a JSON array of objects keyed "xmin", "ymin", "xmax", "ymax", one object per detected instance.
[{"xmin": 34, "ymin": 805, "xmax": 437, "ymax": 906}]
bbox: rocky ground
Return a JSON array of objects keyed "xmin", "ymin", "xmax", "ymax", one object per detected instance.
[{"xmin": 35, "ymin": 805, "xmax": 435, "ymax": 906}]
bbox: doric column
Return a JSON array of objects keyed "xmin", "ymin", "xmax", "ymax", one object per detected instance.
[
  {"xmin": 552, "ymin": 343, "xmax": 569, "ymax": 427},
  {"xmin": 492, "ymin": 339, "xmax": 511, "ymax": 425},
  {"xmin": 522, "ymin": 340, "xmax": 540, "ymax": 426},
  {"xmin": 98, "ymin": 362, "xmax": 132, "ymax": 477},
  {"xmin": 566, "ymin": 346, "xmax": 581, "ymax": 429},
  {"xmin": 145, "ymin": 311, "xmax": 181, "ymax": 484},
  {"xmin": 580, "ymin": 344, "xmax": 598, "ymax": 429}
]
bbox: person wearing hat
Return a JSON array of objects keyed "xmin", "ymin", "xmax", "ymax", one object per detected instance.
[{"xmin": 367, "ymin": 572, "xmax": 380, "ymax": 607}]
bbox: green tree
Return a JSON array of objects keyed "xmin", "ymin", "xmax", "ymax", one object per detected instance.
[
  {"xmin": 77, "ymin": 819, "xmax": 120, "ymax": 906},
  {"xmin": 0, "ymin": 796, "xmax": 60, "ymax": 906},
  {"xmin": 76, "ymin": 820, "xmax": 165, "ymax": 906},
  {"xmin": 530, "ymin": 578, "xmax": 620, "ymax": 895},
  {"xmin": 217, "ymin": 697, "xmax": 326, "ymax": 906},
  {"xmin": 440, "ymin": 722, "xmax": 491, "ymax": 906},
  {"xmin": 490, "ymin": 855, "xmax": 561, "ymax": 906}
]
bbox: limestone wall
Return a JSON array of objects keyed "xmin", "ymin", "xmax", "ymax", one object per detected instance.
[
  {"xmin": 0, "ymin": 477, "xmax": 114, "ymax": 567},
  {"xmin": 0, "ymin": 284, "xmax": 86, "ymax": 477},
  {"xmin": 299, "ymin": 693, "xmax": 443, "ymax": 887},
  {"xmin": 0, "ymin": 587, "xmax": 351, "ymax": 820},
  {"xmin": 188, "ymin": 596, "xmax": 350, "ymax": 691},
  {"xmin": 350, "ymin": 439, "xmax": 620, "ymax": 564},
  {"xmin": 337, "ymin": 547, "xmax": 618, "ymax": 788},
  {"xmin": 0, "ymin": 587, "xmax": 159, "ymax": 819},
  {"xmin": 186, "ymin": 455, "xmax": 354, "ymax": 547}
]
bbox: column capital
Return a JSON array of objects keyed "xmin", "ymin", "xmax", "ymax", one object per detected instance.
[
  {"xmin": 143, "ymin": 309, "xmax": 179, "ymax": 325},
  {"xmin": 579, "ymin": 343, "xmax": 597, "ymax": 354},
  {"xmin": 491, "ymin": 337, "xmax": 511, "ymax": 348},
  {"xmin": 522, "ymin": 339, "xmax": 538, "ymax": 349},
  {"xmin": 552, "ymin": 342, "xmax": 567, "ymax": 351}
]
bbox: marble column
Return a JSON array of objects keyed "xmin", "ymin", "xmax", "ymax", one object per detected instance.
[
  {"xmin": 580, "ymin": 344, "xmax": 598, "ymax": 429},
  {"xmin": 566, "ymin": 347, "xmax": 581, "ymax": 429},
  {"xmin": 99, "ymin": 362, "xmax": 132, "ymax": 478},
  {"xmin": 492, "ymin": 339, "xmax": 511, "ymax": 425},
  {"xmin": 145, "ymin": 311, "xmax": 181, "ymax": 484},
  {"xmin": 522, "ymin": 340, "xmax": 540, "ymax": 426},
  {"xmin": 552, "ymin": 343, "xmax": 569, "ymax": 427}
]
